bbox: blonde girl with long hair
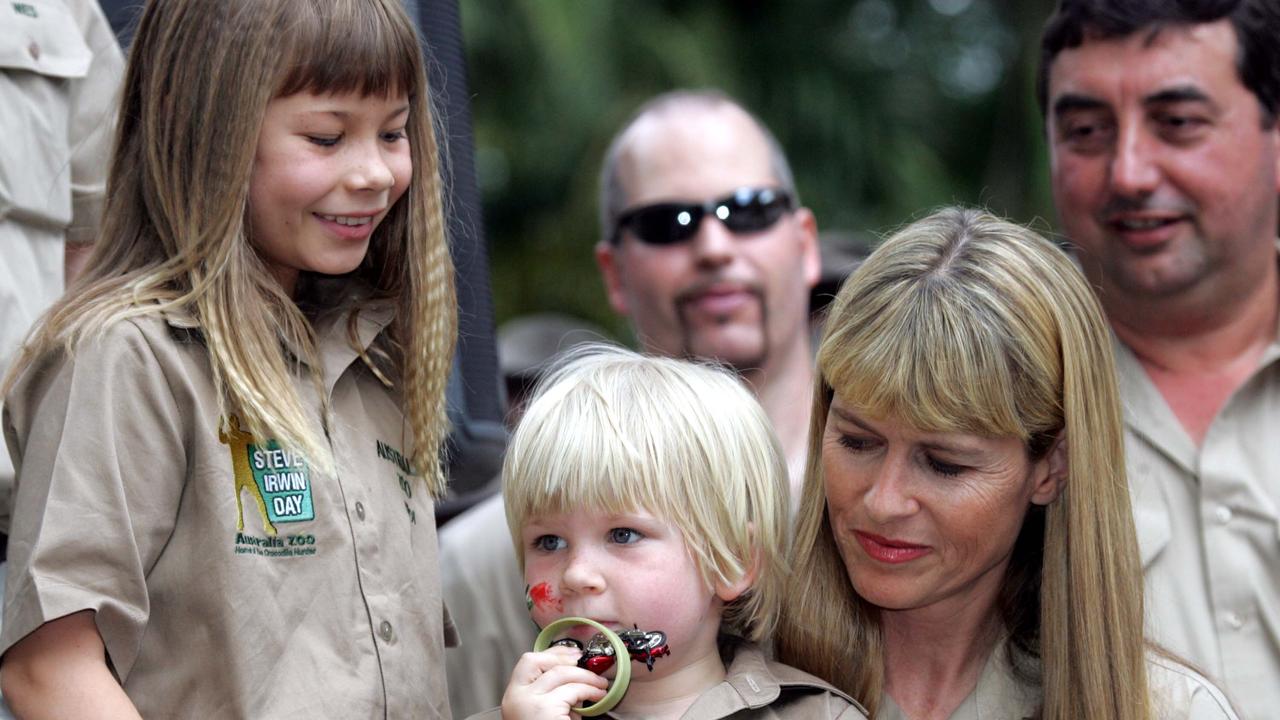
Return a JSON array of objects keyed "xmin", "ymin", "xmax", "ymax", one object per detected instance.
[
  {"xmin": 775, "ymin": 208, "xmax": 1236, "ymax": 720},
  {"xmin": 0, "ymin": 1, "xmax": 455, "ymax": 717}
]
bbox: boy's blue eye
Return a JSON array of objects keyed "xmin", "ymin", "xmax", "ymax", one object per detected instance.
[
  {"xmin": 533, "ymin": 535, "xmax": 566, "ymax": 552},
  {"xmin": 608, "ymin": 527, "xmax": 643, "ymax": 545}
]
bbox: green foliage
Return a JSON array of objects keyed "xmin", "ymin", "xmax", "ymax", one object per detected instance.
[{"xmin": 462, "ymin": 0, "xmax": 1059, "ymax": 339}]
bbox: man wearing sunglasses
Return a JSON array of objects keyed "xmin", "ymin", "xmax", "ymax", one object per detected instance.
[
  {"xmin": 440, "ymin": 90, "xmax": 821, "ymax": 719},
  {"xmin": 596, "ymin": 89, "xmax": 821, "ymax": 486}
]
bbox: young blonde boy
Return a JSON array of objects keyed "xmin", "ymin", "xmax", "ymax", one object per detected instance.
[{"xmin": 467, "ymin": 346, "xmax": 866, "ymax": 719}]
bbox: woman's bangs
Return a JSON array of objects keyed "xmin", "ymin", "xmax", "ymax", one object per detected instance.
[{"xmin": 820, "ymin": 280, "xmax": 1025, "ymax": 439}]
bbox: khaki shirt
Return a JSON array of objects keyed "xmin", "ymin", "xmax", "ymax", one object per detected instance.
[
  {"xmin": 2, "ymin": 308, "xmax": 455, "ymax": 719},
  {"xmin": 441, "ymin": 492, "xmax": 537, "ymax": 718},
  {"xmin": 1118, "ymin": 313, "xmax": 1280, "ymax": 720},
  {"xmin": 466, "ymin": 642, "xmax": 867, "ymax": 720},
  {"xmin": 0, "ymin": 0, "xmax": 122, "ymax": 486},
  {"xmin": 877, "ymin": 648, "xmax": 1237, "ymax": 720}
]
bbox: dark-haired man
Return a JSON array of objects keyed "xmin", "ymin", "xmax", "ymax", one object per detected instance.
[
  {"xmin": 1040, "ymin": 2, "xmax": 1279, "ymax": 716},
  {"xmin": 440, "ymin": 90, "xmax": 820, "ymax": 718}
]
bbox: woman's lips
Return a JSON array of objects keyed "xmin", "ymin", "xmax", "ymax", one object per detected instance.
[{"xmin": 854, "ymin": 531, "xmax": 932, "ymax": 564}]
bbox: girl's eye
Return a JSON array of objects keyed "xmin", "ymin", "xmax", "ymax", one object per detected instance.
[
  {"xmin": 838, "ymin": 434, "xmax": 874, "ymax": 452},
  {"xmin": 608, "ymin": 527, "xmax": 643, "ymax": 545},
  {"xmin": 532, "ymin": 535, "xmax": 566, "ymax": 552},
  {"xmin": 381, "ymin": 129, "xmax": 408, "ymax": 143},
  {"xmin": 926, "ymin": 455, "xmax": 965, "ymax": 477},
  {"xmin": 307, "ymin": 135, "xmax": 341, "ymax": 147}
]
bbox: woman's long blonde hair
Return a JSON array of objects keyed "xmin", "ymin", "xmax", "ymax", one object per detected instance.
[
  {"xmin": 3, "ymin": 0, "xmax": 456, "ymax": 493},
  {"xmin": 775, "ymin": 207, "xmax": 1150, "ymax": 720}
]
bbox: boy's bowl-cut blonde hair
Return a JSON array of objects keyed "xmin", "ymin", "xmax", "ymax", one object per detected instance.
[{"xmin": 503, "ymin": 344, "xmax": 789, "ymax": 642}]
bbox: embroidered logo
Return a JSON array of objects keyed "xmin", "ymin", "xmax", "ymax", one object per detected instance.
[
  {"xmin": 12, "ymin": 3, "xmax": 37, "ymax": 18},
  {"xmin": 376, "ymin": 440, "xmax": 418, "ymax": 525},
  {"xmin": 220, "ymin": 415, "xmax": 314, "ymax": 536}
]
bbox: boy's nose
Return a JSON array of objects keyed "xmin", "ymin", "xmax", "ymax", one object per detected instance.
[{"xmin": 561, "ymin": 552, "xmax": 606, "ymax": 595}]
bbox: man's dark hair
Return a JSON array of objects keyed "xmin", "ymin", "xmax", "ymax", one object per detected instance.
[{"xmin": 1037, "ymin": 0, "xmax": 1280, "ymax": 127}]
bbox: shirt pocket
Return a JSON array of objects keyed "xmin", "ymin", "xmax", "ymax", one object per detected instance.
[{"xmin": 0, "ymin": 0, "xmax": 92, "ymax": 226}]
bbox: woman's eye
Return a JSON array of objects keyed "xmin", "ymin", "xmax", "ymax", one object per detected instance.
[
  {"xmin": 838, "ymin": 435, "xmax": 873, "ymax": 452},
  {"xmin": 926, "ymin": 456, "xmax": 965, "ymax": 477},
  {"xmin": 608, "ymin": 527, "xmax": 643, "ymax": 545},
  {"xmin": 307, "ymin": 135, "xmax": 341, "ymax": 147},
  {"xmin": 532, "ymin": 535, "xmax": 566, "ymax": 552}
]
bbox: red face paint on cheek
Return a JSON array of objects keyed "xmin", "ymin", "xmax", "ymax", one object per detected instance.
[{"xmin": 529, "ymin": 582, "xmax": 563, "ymax": 612}]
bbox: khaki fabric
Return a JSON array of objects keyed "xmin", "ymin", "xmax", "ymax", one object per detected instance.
[
  {"xmin": 0, "ymin": 0, "xmax": 122, "ymax": 495},
  {"xmin": 466, "ymin": 642, "xmax": 867, "ymax": 720},
  {"xmin": 1117, "ymin": 308, "xmax": 1280, "ymax": 720},
  {"xmin": 2, "ymin": 307, "xmax": 453, "ymax": 719},
  {"xmin": 877, "ymin": 648, "xmax": 1237, "ymax": 720},
  {"xmin": 441, "ymin": 492, "xmax": 536, "ymax": 718}
]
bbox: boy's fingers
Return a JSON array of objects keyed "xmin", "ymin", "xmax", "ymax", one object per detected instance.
[
  {"xmin": 550, "ymin": 681, "xmax": 608, "ymax": 710},
  {"xmin": 528, "ymin": 664, "xmax": 610, "ymax": 694},
  {"xmin": 509, "ymin": 647, "xmax": 585, "ymax": 685}
]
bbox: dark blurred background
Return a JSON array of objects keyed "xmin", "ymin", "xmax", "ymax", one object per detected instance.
[{"xmin": 462, "ymin": 0, "xmax": 1060, "ymax": 342}]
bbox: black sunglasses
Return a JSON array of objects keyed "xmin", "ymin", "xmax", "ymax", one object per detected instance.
[{"xmin": 612, "ymin": 187, "xmax": 794, "ymax": 246}]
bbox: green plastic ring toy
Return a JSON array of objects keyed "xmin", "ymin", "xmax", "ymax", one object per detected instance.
[{"xmin": 533, "ymin": 617, "xmax": 631, "ymax": 716}]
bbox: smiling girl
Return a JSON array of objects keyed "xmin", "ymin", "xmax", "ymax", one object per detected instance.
[{"xmin": 0, "ymin": 1, "xmax": 455, "ymax": 717}]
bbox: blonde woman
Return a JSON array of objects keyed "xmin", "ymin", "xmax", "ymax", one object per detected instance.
[
  {"xmin": 0, "ymin": 0, "xmax": 455, "ymax": 717},
  {"xmin": 775, "ymin": 208, "xmax": 1236, "ymax": 720}
]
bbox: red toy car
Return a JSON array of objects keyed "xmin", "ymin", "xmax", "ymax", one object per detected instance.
[{"xmin": 551, "ymin": 627, "xmax": 671, "ymax": 673}]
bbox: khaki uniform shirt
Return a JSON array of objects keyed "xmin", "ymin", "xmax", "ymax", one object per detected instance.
[
  {"xmin": 877, "ymin": 648, "xmax": 1237, "ymax": 720},
  {"xmin": 2, "ymin": 308, "xmax": 455, "ymax": 719},
  {"xmin": 441, "ymin": 492, "xmax": 537, "ymax": 718},
  {"xmin": 1118, "ymin": 311, "xmax": 1280, "ymax": 720},
  {"xmin": 466, "ymin": 642, "xmax": 867, "ymax": 720},
  {"xmin": 0, "ymin": 0, "xmax": 122, "ymax": 488}
]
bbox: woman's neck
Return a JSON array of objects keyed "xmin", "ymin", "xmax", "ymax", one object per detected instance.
[
  {"xmin": 881, "ymin": 583, "xmax": 1004, "ymax": 720},
  {"xmin": 610, "ymin": 641, "xmax": 726, "ymax": 720}
]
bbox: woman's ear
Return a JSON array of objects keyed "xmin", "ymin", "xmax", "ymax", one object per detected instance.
[
  {"xmin": 1030, "ymin": 433, "xmax": 1068, "ymax": 506},
  {"xmin": 714, "ymin": 525, "xmax": 760, "ymax": 602}
]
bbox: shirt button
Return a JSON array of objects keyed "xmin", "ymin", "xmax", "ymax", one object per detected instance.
[
  {"xmin": 1214, "ymin": 506, "xmax": 1233, "ymax": 525},
  {"xmin": 28, "ymin": 42, "xmax": 40, "ymax": 60},
  {"xmin": 1225, "ymin": 612, "xmax": 1244, "ymax": 630},
  {"xmin": 355, "ymin": 502, "xmax": 365, "ymax": 520},
  {"xmin": 379, "ymin": 621, "xmax": 394, "ymax": 642}
]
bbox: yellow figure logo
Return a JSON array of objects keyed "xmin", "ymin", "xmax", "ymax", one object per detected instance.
[{"xmin": 219, "ymin": 415, "xmax": 278, "ymax": 536}]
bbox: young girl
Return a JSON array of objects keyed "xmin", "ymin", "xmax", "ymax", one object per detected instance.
[
  {"xmin": 0, "ymin": 1, "xmax": 456, "ymax": 717},
  {"xmin": 472, "ymin": 347, "xmax": 866, "ymax": 720}
]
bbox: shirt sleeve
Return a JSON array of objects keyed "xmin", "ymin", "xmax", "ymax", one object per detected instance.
[{"xmin": 1, "ymin": 320, "xmax": 188, "ymax": 679}]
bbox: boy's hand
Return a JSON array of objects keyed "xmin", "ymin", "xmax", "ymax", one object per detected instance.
[{"xmin": 500, "ymin": 645, "xmax": 610, "ymax": 720}]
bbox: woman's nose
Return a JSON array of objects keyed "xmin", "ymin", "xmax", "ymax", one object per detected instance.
[{"xmin": 862, "ymin": 453, "xmax": 920, "ymax": 522}]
